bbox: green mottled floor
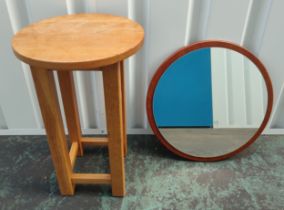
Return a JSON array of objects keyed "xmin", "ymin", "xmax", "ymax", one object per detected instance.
[{"xmin": 0, "ymin": 135, "xmax": 284, "ymax": 210}]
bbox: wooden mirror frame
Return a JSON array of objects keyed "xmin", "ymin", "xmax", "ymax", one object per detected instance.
[{"xmin": 146, "ymin": 40, "xmax": 273, "ymax": 161}]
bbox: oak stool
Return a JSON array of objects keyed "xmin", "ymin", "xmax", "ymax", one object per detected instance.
[{"xmin": 12, "ymin": 14, "xmax": 144, "ymax": 196}]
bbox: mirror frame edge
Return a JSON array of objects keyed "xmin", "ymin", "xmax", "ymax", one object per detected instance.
[{"xmin": 146, "ymin": 40, "xmax": 274, "ymax": 162}]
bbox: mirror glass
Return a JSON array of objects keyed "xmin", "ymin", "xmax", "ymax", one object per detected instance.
[{"xmin": 153, "ymin": 47, "xmax": 268, "ymax": 158}]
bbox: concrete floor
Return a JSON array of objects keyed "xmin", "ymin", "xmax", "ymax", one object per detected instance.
[
  {"xmin": 0, "ymin": 135, "xmax": 284, "ymax": 210},
  {"xmin": 160, "ymin": 128, "xmax": 257, "ymax": 157}
]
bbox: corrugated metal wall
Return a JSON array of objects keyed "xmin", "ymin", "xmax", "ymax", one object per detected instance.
[{"xmin": 0, "ymin": 0, "xmax": 283, "ymax": 135}]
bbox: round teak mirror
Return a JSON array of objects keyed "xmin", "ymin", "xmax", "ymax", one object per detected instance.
[{"xmin": 147, "ymin": 41, "xmax": 273, "ymax": 161}]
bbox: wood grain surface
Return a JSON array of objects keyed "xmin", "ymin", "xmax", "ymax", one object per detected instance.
[
  {"xmin": 31, "ymin": 67, "xmax": 74, "ymax": 195},
  {"xmin": 12, "ymin": 14, "xmax": 144, "ymax": 70},
  {"xmin": 103, "ymin": 63, "xmax": 125, "ymax": 196}
]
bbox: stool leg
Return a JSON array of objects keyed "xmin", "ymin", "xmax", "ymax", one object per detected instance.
[
  {"xmin": 58, "ymin": 71, "xmax": 83, "ymax": 156},
  {"xmin": 103, "ymin": 63, "xmax": 126, "ymax": 196},
  {"xmin": 30, "ymin": 67, "xmax": 74, "ymax": 195},
  {"xmin": 120, "ymin": 61, "xmax": 127, "ymax": 157}
]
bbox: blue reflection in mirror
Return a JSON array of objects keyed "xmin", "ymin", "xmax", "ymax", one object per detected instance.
[{"xmin": 153, "ymin": 48, "xmax": 213, "ymax": 128}]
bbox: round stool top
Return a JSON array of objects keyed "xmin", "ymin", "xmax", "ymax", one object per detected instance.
[{"xmin": 12, "ymin": 14, "xmax": 144, "ymax": 70}]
